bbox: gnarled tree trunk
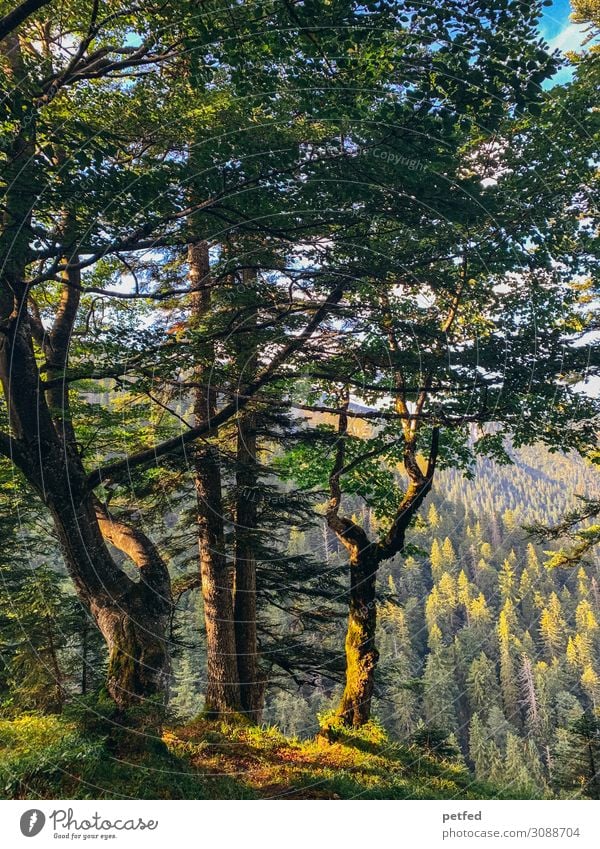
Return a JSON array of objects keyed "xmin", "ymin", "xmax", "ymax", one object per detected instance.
[
  {"xmin": 0, "ymin": 43, "xmax": 172, "ymax": 709},
  {"xmin": 326, "ymin": 389, "xmax": 439, "ymax": 728}
]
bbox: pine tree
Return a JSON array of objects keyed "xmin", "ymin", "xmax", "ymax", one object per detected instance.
[
  {"xmin": 0, "ymin": 562, "xmax": 98, "ymax": 712},
  {"xmin": 428, "ymin": 503, "xmax": 441, "ymax": 529},
  {"xmin": 442, "ymin": 537, "xmax": 457, "ymax": 573},
  {"xmin": 170, "ymin": 653, "xmax": 203, "ymax": 720},
  {"xmin": 540, "ymin": 594, "xmax": 567, "ymax": 659},
  {"xmin": 576, "ymin": 600, "xmax": 598, "ymax": 635},
  {"xmin": 430, "ymin": 539, "xmax": 444, "ymax": 584},
  {"xmin": 467, "ymin": 652, "xmax": 501, "ymax": 718},
  {"xmin": 422, "ymin": 649, "xmax": 459, "ymax": 733},
  {"xmin": 554, "ymin": 713, "xmax": 600, "ymax": 799},
  {"xmin": 519, "ymin": 568, "xmax": 537, "ymax": 630},
  {"xmin": 581, "ymin": 667, "xmax": 600, "ymax": 710},
  {"xmin": 457, "ymin": 570, "xmax": 472, "ymax": 619},
  {"xmin": 468, "ymin": 713, "xmax": 490, "ymax": 779},
  {"xmin": 498, "ymin": 600, "xmax": 520, "ymax": 722},
  {"xmin": 504, "ymin": 732, "xmax": 541, "ymax": 796},
  {"xmin": 499, "ymin": 558, "xmax": 518, "ymax": 602}
]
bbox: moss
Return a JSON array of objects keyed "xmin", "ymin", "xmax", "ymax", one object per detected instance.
[
  {"xmin": 335, "ymin": 607, "xmax": 378, "ymax": 726},
  {"xmin": 318, "ymin": 711, "xmax": 388, "ymax": 751},
  {"xmin": 107, "ymin": 639, "xmax": 138, "ymax": 698}
]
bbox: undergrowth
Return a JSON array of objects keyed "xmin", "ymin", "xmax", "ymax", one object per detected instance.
[{"xmin": 0, "ymin": 710, "xmax": 529, "ymax": 800}]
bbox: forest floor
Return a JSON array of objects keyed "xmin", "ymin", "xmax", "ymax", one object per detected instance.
[{"xmin": 0, "ymin": 712, "xmax": 515, "ymax": 800}]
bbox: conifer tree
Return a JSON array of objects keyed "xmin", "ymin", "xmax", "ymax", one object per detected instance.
[{"xmin": 555, "ymin": 712, "xmax": 600, "ymax": 799}]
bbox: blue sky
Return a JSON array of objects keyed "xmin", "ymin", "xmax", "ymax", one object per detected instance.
[
  {"xmin": 540, "ymin": 0, "xmax": 574, "ymax": 42},
  {"xmin": 539, "ymin": 0, "xmax": 590, "ymax": 84}
]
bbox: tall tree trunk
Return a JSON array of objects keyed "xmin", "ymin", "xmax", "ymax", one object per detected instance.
[
  {"xmin": 234, "ymin": 411, "xmax": 263, "ymax": 720},
  {"xmin": 189, "ymin": 240, "xmax": 241, "ymax": 716},
  {"xmin": 336, "ymin": 545, "xmax": 379, "ymax": 727},
  {"xmin": 196, "ymin": 444, "xmax": 241, "ymax": 715},
  {"xmin": 232, "ymin": 270, "xmax": 263, "ymax": 721}
]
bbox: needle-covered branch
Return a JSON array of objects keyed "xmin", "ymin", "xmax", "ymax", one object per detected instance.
[{"xmin": 87, "ymin": 283, "xmax": 345, "ymax": 489}]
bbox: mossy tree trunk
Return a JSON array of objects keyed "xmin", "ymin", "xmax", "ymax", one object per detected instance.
[
  {"xmin": 326, "ymin": 390, "xmax": 439, "ymax": 728},
  {"xmin": 336, "ymin": 546, "xmax": 379, "ymax": 726}
]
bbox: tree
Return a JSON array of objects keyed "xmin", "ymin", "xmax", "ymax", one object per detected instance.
[
  {"xmin": 0, "ymin": 563, "xmax": 80, "ymax": 712},
  {"xmin": 555, "ymin": 712, "xmax": 600, "ymax": 799},
  {"xmin": 519, "ymin": 653, "xmax": 541, "ymax": 734},
  {"xmin": 0, "ymin": 0, "xmax": 372, "ymax": 713},
  {"xmin": 467, "ymin": 652, "xmax": 501, "ymax": 719},
  {"xmin": 430, "ymin": 539, "xmax": 444, "ymax": 584},
  {"xmin": 0, "ymin": 2, "xmax": 214, "ymax": 711},
  {"xmin": 498, "ymin": 600, "xmax": 521, "ymax": 722},
  {"xmin": 529, "ymin": 497, "xmax": 600, "ymax": 569},
  {"xmin": 422, "ymin": 648, "xmax": 459, "ymax": 734},
  {"xmin": 540, "ymin": 594, "xmax": 567, "ymax": 659},
  {"xmin": 276, "ymin": 0, "xmax": 598, "ymax": 725}
]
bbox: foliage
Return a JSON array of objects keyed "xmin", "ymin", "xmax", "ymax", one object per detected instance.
[{"xmin": 0, "ymin": 0, "xmax": 598, "ymax": 800}]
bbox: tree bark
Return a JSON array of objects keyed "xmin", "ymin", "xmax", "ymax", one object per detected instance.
[
  {"xmin": 234, "ymin": 411, "xmax": 264, "ymax": 720},
  {"xmin": 336, "ymin": 545, "xmax": 379, "ymax": 726},
  {"xmin": 189, "ymin": 240, "xmax": 241, "ymax": 717}
]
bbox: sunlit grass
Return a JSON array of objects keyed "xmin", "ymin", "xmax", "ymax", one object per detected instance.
[{"xmin": 0, "ymin": 712, "xmax": 522, "ymax": 800}]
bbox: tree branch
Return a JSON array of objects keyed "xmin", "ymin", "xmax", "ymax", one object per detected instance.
[
  {"xmin": 377, "ymin": 426, "xmax": 439, "ymax": 563},
  {"xmin": 325, "ymin": 391, "xmax": 372, "ymax": 554},
  {"xmin": 0, "ymin": 0, "xmax": 51, "ymax": 42},
  {"xmin": 95, "ymin": 499, "xmax": 171, "ymax": 601},
  {"xmin": 86, "ymin": 282, "xmax": 345, "ymax": 489}
]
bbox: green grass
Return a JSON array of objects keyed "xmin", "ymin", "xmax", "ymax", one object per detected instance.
[{"xmin": 0, "ymin": 712, "xmax": 523, "ymax": 800}]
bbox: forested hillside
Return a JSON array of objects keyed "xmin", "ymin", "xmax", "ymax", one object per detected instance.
[
  {"xmin": 259, "ymin": 446, "xmax": 600, "ymax": 798},
  {"xmin": 2, "ymin": 441, "xmax": 598, "ymax": 799}
]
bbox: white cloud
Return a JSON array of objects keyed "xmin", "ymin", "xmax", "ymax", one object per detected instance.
[{"xmin": 548, "ymin": 22, "xmax": 589, "ymax": 53}]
